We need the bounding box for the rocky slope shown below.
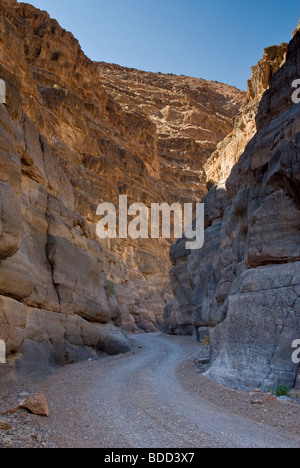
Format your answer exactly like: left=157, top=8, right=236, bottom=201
left=97, top=64, right=244, bottom=203
left=164, top=30, right=300, bottom=391
left=0, top=0, right=244, bottom=375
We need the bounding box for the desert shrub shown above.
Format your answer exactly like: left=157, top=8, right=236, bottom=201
left=104, top=279, right=115, bottom=298
left=273, top=385, right=291, bottom=397
left=201, top=335, right=210, bottom=346
left=268, top=385, right=291, bottom=397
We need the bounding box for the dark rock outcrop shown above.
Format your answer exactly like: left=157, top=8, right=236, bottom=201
left=164, top=31, right=300, bottom=391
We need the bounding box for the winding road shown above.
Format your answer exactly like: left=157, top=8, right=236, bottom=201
left=39, top=333, right=300, bottom=448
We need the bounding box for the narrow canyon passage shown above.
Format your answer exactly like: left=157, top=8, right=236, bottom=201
left=34, top=334, right=300, bottom=448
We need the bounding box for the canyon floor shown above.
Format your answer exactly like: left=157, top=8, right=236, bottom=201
left=1, top=334, right=300, bottom=449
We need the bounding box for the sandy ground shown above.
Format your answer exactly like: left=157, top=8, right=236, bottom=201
left=0, top=333, right=299, bottom=448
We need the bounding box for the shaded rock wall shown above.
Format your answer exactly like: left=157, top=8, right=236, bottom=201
left=0, top=0, right=244, bottom=374
left=164, top=32, right=300, bottom=391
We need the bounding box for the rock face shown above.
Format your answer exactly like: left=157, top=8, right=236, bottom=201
left=97, top=64, right=244, bottom=203
left=0, top=0, right=243, bottom=374
left=205, top=43, right=288, bottom=185
left=19, top=393, right=50, bottom=417
left=164, top=31, right=300, bottom=391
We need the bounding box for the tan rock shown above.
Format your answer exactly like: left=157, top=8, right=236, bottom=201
left=0, top=0, right=243, bottom=374
left=250, top=393, right=277, bottom=405
left=19, top=394, right=50, bottom=417
left=46, top=235, right=111, bottom=322
left=0, top=419, right=12, bottom=431
left=3, top=407, right=18, bottom=416
left=0, top=251, right=35, bottom=299
left=0, top=181, right=22, bottom=260
left=97, top=63, right=244, bottom=204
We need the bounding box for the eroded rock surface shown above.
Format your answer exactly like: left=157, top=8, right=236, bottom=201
left=97, top=64, right=244, bottom=203
left=0, top=0, right=243, bottom=374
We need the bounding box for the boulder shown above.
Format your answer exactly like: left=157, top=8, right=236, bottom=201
left=19, top=394, right=50, bottom=417
left=250, top=392, right=277, bottom=405
left=0, top=419, right=12, bottom=431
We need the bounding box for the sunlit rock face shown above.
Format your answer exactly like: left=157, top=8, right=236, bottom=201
left=0, top=0, right=244, bottom=374
left=97, top=63, right=244, bottom=203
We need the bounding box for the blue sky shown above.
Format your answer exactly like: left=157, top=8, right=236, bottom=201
left=24, top=0, right=299, bottom=90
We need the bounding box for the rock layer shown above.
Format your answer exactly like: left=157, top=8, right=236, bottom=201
left=97, top=64, right=244, bottom=203
left=0, top=0, right=244, bottom=373
left=164, top=31, right=300, bottom=391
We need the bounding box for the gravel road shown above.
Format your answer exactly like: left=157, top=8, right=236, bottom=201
left=30, top=333, right=300, bottom=448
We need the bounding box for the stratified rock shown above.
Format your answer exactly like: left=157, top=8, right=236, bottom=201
left=96, top=324, right=131, bottom=355
left=97, top=64, right=244, bottom=203
left=0, top=0, right=244, bottom=373
left=165, top=41, right=289, bottom=335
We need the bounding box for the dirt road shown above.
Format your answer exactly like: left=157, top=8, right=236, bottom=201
left=31, top=333, right=300, bottom=448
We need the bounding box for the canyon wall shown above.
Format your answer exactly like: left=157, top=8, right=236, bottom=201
left=164, top=31, right=300, bottom=391
left=205, top=43, right=288, bottom=186
left=97, top=64, right=244, bottom=203
left=0, top=0, right=243, bottom=375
